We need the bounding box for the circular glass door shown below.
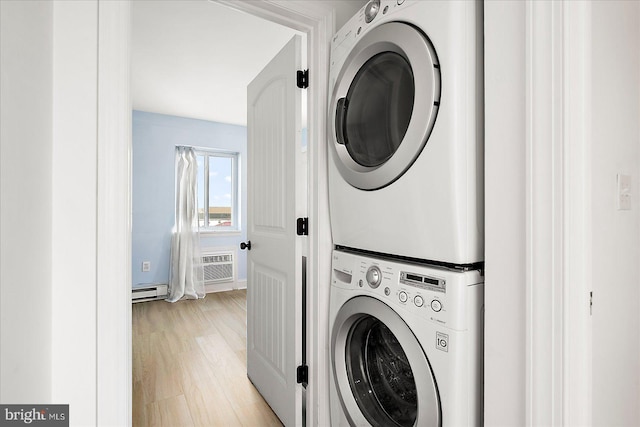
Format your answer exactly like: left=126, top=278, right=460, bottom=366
left=329, top=22, right=440, bottom=190
left=331, top=296, right=440, bottom=426
left=341, top=52, right=415, bottom=168
left=347, top=316, right=418, bottom=426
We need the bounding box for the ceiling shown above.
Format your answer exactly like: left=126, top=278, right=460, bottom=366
left=132, top=0, right=302, bottom=126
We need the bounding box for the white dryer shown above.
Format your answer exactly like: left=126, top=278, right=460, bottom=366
left=329, top=250, right=484, bottom=426
left=328, top=0, right=483, bottom=266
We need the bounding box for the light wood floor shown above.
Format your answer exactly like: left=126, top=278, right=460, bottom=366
left=132, top=289, right=283, bottom=427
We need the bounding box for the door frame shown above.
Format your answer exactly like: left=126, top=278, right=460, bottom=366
left=96, top=1, right=335, bottom=425
left=484, top=1, right=592, bottom=425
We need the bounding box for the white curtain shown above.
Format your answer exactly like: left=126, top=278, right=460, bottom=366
left=167, top=147, right=205, bottom=302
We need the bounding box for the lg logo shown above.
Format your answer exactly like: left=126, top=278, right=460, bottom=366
left=436, top=332, right=449, bottom=352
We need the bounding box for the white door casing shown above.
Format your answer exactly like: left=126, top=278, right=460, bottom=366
left=246, top=35, right=303, bottom=427
left=485, top=1, right=594, bottom=426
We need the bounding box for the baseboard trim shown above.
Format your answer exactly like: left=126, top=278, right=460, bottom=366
left=205, top=279, right=247, bottom=294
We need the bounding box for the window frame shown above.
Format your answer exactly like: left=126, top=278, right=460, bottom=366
left=195, top=148, right=241, bottom=234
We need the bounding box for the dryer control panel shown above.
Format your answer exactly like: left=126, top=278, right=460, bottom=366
left=330, top=0, right=416, bottom=84
left=331, top=249, right=482, bottom=331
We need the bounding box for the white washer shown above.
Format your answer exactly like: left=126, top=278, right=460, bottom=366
left=329, top=249, right=483, bottom=426
left=328, top=0, right=483, bottom=266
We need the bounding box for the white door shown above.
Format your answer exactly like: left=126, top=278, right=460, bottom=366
left=245, top=35, right=304, bottom=427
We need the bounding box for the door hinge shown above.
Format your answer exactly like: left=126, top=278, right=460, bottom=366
left=297, top=217, right=308, bottom=236
left=590, top=291, right=593, bottom=315
left=296, top=364, right=308, bottom=386
left=297, top=69, right=309, bottom=89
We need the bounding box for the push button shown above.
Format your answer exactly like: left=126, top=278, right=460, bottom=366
left=431, top=299, right=442, bottom=312
left=414, top=295, right=424, bottom=307
left=399, top=291, right=408, bottom=303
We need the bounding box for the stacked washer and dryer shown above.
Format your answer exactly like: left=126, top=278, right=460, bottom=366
left=327, top=1, right=484, bottom=426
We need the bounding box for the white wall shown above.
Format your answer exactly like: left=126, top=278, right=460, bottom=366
left=0, top=1, right=101, bottom=419
left=591, top=2, right=640, bottom=425
left=0, top=0, right=54, bottom=403
left=484, top=2, right=526, bottom=425
left=51, top=1, right=98, bottom=423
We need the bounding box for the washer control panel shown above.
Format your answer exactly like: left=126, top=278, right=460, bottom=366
left=397, top=270, right=446, bottom=315
left=396, top=270, right=446, bottom=312
left=331, top=250, right=482, bottom=329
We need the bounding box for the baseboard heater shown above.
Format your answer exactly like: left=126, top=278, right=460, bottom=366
left=132, top=283, right=168, bottom=303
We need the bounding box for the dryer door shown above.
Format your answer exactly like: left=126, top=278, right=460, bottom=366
left=329, top=22, right=440, bottom=190
left=331, top=296, right=440, bottom=427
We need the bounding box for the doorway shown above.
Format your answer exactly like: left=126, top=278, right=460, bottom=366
left=96, top=1, right=341, bottom=425
left=130, top=1, right=304, bottom=424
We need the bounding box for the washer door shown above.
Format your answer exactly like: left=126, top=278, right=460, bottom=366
left=329, top=22, right=440, bottom=190
left=332, top=296, right=440, bottom=427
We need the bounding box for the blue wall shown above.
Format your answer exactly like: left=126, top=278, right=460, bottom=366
left=132, top=110, right=248, bottom=286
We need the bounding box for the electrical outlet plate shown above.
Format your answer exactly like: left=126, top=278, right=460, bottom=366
left=617, top=174, right=632, bottom=211
left=142, top=261, right=151, bottom=272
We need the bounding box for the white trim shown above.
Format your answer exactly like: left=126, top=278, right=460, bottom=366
left=525, top=1, right=565, bottom=425
left=524, top=1, right=595, bottom=425
left=199, top=230, right=242, bottom=237
left=205, top=279, right=247, bottom=294
left=96, top=1, right=132, bottom=426
left=562, top=1, right=593, bottom=425
left=483, top=2, right=528, bottom=423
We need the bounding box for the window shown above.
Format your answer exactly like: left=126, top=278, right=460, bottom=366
left=196, top=150, right=240, bottom=232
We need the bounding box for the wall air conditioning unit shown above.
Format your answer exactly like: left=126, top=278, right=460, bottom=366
left=202, top=250, right=235, bottom=285
left=132, top=283, right=168, bottom=303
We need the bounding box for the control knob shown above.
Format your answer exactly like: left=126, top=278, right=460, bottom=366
left=365, top=0, right=381, bottom=23
left=365, top=265, right=382, bottom=288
